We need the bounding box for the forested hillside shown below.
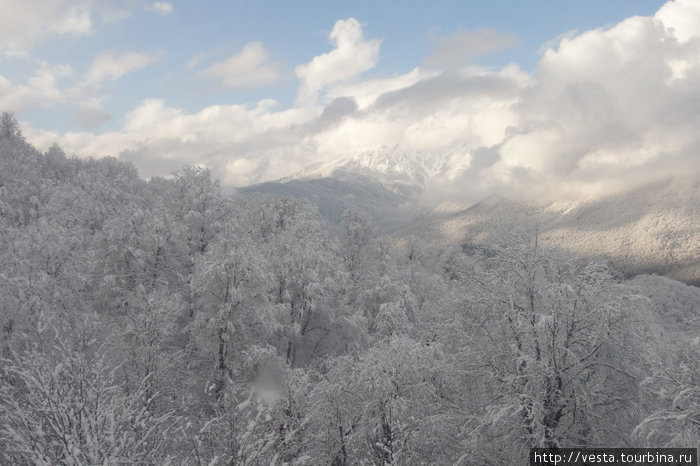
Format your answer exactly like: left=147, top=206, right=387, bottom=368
left=0, top=114, right=697, bottom=464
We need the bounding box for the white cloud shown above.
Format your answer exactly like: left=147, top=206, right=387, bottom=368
left=482, top=3, right=700, bottom=201
left=311, top=65, right=527, bottom=158
left=424, top=28, right=519, bottom=70
left=83, top=50, right=161, bottom=86
left=538, top=29, right=579, bottom=57
left=295, top=18, right=381, bottom=105
left=197, top=42, right=282, bottom=89
left=0, top=0, right=93, bottom=55
left=52, top=6, right=93, bottom=35
left=326, top=67, right=428, bottom=110
left=146, top=2, right=173, bottom=16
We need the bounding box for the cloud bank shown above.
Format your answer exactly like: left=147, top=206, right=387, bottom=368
left=13, top=1, right=700, bottom=203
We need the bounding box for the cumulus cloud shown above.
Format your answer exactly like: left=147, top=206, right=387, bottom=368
left=424, top=28, right=519, bottom=70
left=482, top=3, right=700, bottom=201
left=655, top=0, right=700, bottom=42
left=0, top=0, right=93, bottom=55
left=197, top=42, right=282, bottom=89
left=145, top=2, right=173, bottom=16
left=295, top=18, right=381, bottom=105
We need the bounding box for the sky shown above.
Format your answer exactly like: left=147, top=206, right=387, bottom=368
left=2, top=0, right=699, bottom=202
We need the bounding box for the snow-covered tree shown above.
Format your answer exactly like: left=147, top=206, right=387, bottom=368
left=340, top=209, right=378, bottom=286
left=633, top=336, right=699, bottom=449
left=0, top=112, right=22, bottom=141
left=0, top=315, right=179, bottom=465
left=189, top=221, right=273, bottom=401
left=112, top=286, right=184, bottom=413
left=302, top=336, right=459, bottom=464
left=257, top=197, right=351, bottom=367
left=453, top=236, right=645, bottom=460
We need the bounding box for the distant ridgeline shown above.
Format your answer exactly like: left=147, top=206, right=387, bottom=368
left=1, top=114, right=698, bottom=464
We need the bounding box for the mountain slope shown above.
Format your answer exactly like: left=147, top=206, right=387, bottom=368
left=401, top=176, right=700, bottom=285
left=544, top=176, right=699, bottom=283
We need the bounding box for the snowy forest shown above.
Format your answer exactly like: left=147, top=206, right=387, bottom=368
left=0, top=112, right=698, bottom=465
